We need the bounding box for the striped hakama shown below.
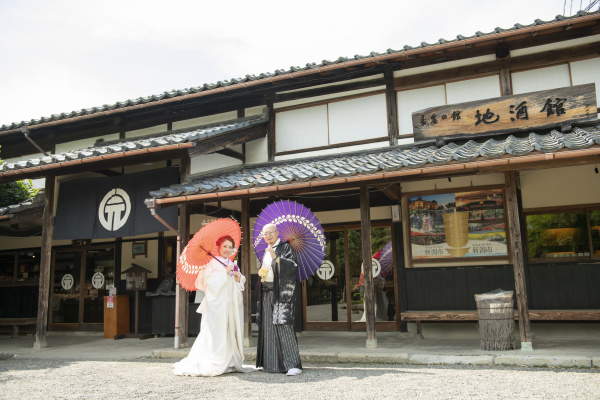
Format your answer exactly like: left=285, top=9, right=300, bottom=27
left=257, top=285, right=302, bottom=373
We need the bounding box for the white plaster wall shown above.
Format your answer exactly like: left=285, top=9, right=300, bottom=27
left=172, top=111, right=237, bottom=130
left=510, top=34, right=600, bottom=58
left=245, top=137, right=268, bottom=164
left=245, top=106, right=266, bottom=117
left=400, top=173, right=505, bottom=194
left=445, top=75, right=501, bottom=105
left=274, top=86, right=385, bottom=109
left=125, top=125, right=167, bottom=138
left=520, top=165, right=600, bottom=209
left=570, top=57, right=600, bottom=106
left=274, top=141, right=389, bottom=161
left=511, top=64, right=571, bottom=94
left=397, top=85, right=446, bottom=135
left=121, top=239, right=160, bottom=279
left=0, top=235, right=43, bottom=250
left=328, top=94, right=388, bottom=144
left=276, top=105, right=329, bottom=152
left=190, top=153, right=243, bottom=175
left=315, top=206, right=391, bottom=225
left=55, top=134, right=120, bottom=152
left=395, top=55, right=496, bottom=78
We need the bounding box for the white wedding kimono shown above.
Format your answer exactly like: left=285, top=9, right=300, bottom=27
left=173, top=256, right=251, bottom=376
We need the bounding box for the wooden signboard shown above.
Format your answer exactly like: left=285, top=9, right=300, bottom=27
left=412, top=83, right=597, bottom=142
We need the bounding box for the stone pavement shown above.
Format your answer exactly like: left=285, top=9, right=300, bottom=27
left=1, top=327, right=599, bottom=368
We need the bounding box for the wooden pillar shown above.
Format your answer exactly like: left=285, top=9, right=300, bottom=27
left=360, top=185, right=377, bottom=348
left=384, top=67, right=399, bottom=146
left=34, top=175, right=56, bottom=349
left=177, top=152, right=191, bottom=348
left=241, top=198, right=252, bottom=346
left=499, top=69, right=512, bottom=96
left=505, top=171, right=532, bottom=349
left=265, top=95, right=275, bottom=161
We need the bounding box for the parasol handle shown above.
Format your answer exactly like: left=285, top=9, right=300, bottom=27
left=199, top=245, right=229, bottom=267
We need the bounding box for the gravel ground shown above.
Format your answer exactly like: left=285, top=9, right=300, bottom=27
left=1, top=358, right=599, bottom=400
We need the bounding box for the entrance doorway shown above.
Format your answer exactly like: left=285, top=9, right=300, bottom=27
left=303, top=223, right=399, bottom=331
left=49, top=245, right=115, bottom=330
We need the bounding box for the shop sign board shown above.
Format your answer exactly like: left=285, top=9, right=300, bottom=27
left=412, top=83, right=597, bottom=142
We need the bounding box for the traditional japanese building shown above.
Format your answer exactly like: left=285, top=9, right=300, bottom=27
left=1, top=10, right=599, bottom=349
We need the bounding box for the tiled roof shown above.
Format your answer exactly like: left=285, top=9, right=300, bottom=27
left=147, top=126, right=600, bottom=200
left=1, top=10, right=598, bottom=133
left=0, top=112, right=268, bottom=175
left=0, top=191, right=45, bottom=217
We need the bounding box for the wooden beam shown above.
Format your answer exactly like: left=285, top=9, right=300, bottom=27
left=216, top=148, right=244, bottom=162
left=375, top=183, right=402, bottom=202
left=34, top=175, right=56, bottom=349
left=274, top=77, right=385, bottom=103
left=360, top=185, right=376, bottom=347
left=241, top=198, right=252, bottom=345
left=187, top=125, right=267, bottom=158
left=384, top=68, right=399, bottom=146
left=505, top=171, right=532, bottom=347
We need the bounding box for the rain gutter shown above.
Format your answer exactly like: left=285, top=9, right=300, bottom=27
left=148, top=146, right=600, bottom=207
left=2, top=13, right=599, bottom=135
left=21, top=126, right=49, bottom=156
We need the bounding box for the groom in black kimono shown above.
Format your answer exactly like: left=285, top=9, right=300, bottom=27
left=256, top=223, right=303, bottom=376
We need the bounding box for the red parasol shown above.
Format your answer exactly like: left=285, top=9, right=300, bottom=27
left=177, top=218, right=241, bottom=291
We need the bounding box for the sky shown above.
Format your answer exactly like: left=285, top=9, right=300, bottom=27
left=0, top=0, right=597, bottom=126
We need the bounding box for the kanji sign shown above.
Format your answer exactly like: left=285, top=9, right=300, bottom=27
left=412, top=83, right=597, bottom=142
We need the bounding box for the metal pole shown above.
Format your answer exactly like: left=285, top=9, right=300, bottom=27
left=174, top=235, right=181, bottom=349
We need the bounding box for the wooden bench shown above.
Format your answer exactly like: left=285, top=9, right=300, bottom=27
left=401, top=310, right=600, bottom=336
left=0, top=318, right=37, bottom=337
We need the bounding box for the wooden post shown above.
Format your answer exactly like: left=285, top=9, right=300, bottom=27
left=385, top=67, right=399, bottom=146
left=265, top=95, right=275, bottom=161
left=505, top=171, right=532, bottom=349
left=499, top=68, right=512, bottom=96
left=34, top=175, right=56, bottom=349
left=360, top=185, right=377, bottom=348
left=177, top=153, right=191, bottom=348
left=241, top=198, right=252, bottom=346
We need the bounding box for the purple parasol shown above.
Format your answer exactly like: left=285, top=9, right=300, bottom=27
left=252, top=200, right=326, bottom=281
left=379, top=241, right=393, bottom=276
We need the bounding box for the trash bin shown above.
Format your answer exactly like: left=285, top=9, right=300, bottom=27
left=474, top=289, right=515, bottom=351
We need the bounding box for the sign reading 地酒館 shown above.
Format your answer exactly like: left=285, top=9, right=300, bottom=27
left=412, top=83, right=598, bottom=142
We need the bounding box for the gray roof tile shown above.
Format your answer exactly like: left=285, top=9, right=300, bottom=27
left=0, top=112, right=268, bottom=175
left=148, top=126, right=600, bottom=200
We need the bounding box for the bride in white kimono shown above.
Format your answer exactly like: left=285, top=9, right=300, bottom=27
left=173, top=236, right=252, bottom=376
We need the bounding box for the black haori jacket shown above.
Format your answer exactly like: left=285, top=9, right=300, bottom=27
left=256, top=240, right=298, bottom=326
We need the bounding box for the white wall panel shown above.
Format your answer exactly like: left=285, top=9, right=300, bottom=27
left=190, top=153, right=242, bottom=175
left=511, top=64, right=571, bottom=94
left=397, top=85, right=446, bottom=135
left=446, top=75, right=501, bottom=105
left=328, top=94, right=387, bottom=144
left=55, top=133, right=120, bottom=152
left=570, top=57, right=600, bottom=105
left=275, top=105, right=328, bottom=152
left=520, top=165, right=600, bottom=209
left=172, top=111, right=237, bottom=130
left=275, top=141, right=388, bottom=161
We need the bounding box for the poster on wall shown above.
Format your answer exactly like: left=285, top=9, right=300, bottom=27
left=409, top=189, right=508, bottom=259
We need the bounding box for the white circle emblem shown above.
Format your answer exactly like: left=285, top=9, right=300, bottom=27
left=316, top=260, right=335, bottom=280
left=361, top=258, right=381, bottom=278
left=98, top=188, right=131, bottom=231
left=92, top=272, right=105, bottom=289
left=61, top=274, right=74, bottom=290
